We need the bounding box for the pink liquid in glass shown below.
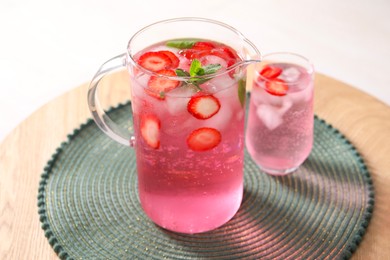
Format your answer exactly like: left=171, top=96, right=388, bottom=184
left=130, top=39, right=246, bottom=233
left=246, top=62, right=314, bottom=175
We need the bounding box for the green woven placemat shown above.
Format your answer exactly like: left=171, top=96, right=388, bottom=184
left=38, top=102, right=374, bottom=260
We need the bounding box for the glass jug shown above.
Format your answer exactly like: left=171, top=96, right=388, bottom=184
left=88, top=17, right=261, bottom=234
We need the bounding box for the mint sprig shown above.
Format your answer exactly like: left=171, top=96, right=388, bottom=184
left=175, top=59, right=221, bottom=89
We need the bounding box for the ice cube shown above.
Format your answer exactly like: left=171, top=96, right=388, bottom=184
left=281, top=67, right=301, bottom=83
left=251, top=87, right=266, bottom=106
left=265, top=92, right=285, bottom=107
left=280, top=99, right=293, bottom=114
left=207, top=74, right=236, bottom=94
left=167, top=84, right=197, bottom=98
left=178, top=56, right=191, bottom=71
left=131, top=73, right=149, bottom=97
left=200, top=55, right=228, bottom=68
left=202, top=101, right=233, bottom=131
left=165, top=95, right=191, bottom=116
left=252, top=87, right=286, bottom=110
left=130, top=76, right=150, bottom=114
left=256, top=104, right=283, bottom=130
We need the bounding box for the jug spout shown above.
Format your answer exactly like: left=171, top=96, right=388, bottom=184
left=231, top=58, right=261, bottom=72
left=223, top=36, right=261, bottom=75
left=227, top=39, right=261, bottom=78
left=240, top=37, right=262, bottom=66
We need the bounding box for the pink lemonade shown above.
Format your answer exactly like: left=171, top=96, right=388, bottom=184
left=129, top=39, right=246, bottom=233
left=246, top=60, right=314, bottom=175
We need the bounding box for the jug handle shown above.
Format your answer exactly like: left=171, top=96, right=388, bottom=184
left=88, top=53, right=134, bottom=146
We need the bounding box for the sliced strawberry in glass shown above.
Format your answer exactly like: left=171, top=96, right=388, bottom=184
left=197, top=48, right=236, bottom=68
left=179, top=49, right=199, bottom=60
left=138, top=51, right=173, bottom=72
left=158, top=50, right=180, bottom=68
left=219, top=46, right=238, bottom=60
left=140, top=114, right=160, bottom=149
left=192, top=41, right=216, bottom=50
left=260, top=65, right=283, bottom=79
left=187, top=94, right=221, bottom=120
left=265, top=78, right=289, bottom=96
left=147, top=69, right=180, bottom=99
left=187, top=127, right=222, bottom=151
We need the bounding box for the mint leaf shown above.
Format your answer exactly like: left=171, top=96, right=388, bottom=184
left=203, top=64, right=222, bottom=75
left=189, top=60, right=221, bottom=77
left=177, top=59, right=222, bottom=88
left=189, top=59, right=202, bottom=77
left=175, top=69, right=190, bottom=77
left=166, top=40, right=196, bottom=49
left=175, top=68, right=201, bottom=90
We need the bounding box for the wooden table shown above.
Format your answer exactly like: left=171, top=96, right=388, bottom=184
left=1, top=71, right=390, bottom=259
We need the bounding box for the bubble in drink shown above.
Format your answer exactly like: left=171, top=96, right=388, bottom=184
left=280, top=66, right=301, bottom=82
left=256, top=102, right=294, bottom=130
left=256, top=104, right=283, bottom=130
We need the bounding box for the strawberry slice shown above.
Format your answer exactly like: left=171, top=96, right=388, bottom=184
left=187, top=127, right=221, bottom=151
left=138, top=52, right=172, bottom=72
left=158, top=50, right=180, bottom=68
left=179, top=48, right=197, bottom=60
left=192, top=41, right=216, bottom=50
left=265, top=78, right=289, bottom=96
left=196, top=48, right=237, bottom=68
left=140, top=114, right=160, bottom=149
left=260, top=65, right=282, bottom=79
left=187, top=94, right=221, bottom=119
left=147, top=69, right=180, bottom=99
left=179, top=42, right=233, bottom=62
left=219, top=46, right=238, bottom=60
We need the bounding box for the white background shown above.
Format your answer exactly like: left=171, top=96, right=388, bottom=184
left=1, top=0, right=389, bottom=142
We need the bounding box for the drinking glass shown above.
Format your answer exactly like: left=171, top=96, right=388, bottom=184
left=246, top=52, right=314, bottom=175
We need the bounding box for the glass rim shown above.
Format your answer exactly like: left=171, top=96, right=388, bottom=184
left=257, top=52, right=314, bottom=86
left=126, top=17, right=260, bottom=80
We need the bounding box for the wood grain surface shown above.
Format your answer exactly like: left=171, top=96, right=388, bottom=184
left=1, top=71, right=389, bottom=259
